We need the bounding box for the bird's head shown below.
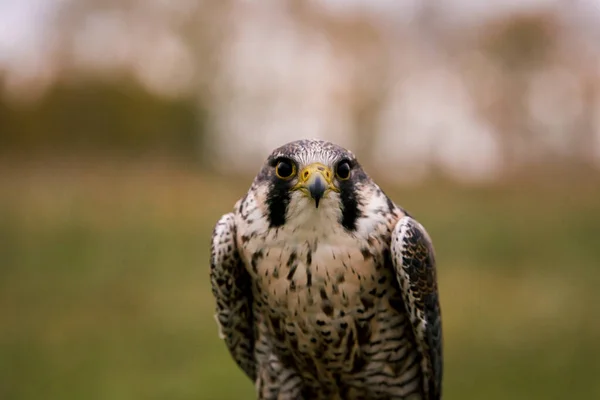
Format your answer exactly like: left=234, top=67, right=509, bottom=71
left=252, top=139, right=371, bottom=232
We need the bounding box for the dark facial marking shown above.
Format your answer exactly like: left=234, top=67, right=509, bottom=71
left=264, top=158, right=296, bottom=228
left=335, top=158, right=370, bottom=231
left=257, top=139, right=371, bottom=229
left=339, top=179, right=361, bottom=231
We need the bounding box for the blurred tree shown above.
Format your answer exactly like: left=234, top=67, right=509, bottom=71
left=478, top=12, right=560, bottom=171
left=0, top=0, right=224, bottom=161
left=0, top=76, right=199, bottom=159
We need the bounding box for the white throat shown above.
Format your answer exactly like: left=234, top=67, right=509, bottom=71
left=283, top=192, right=344, bottom=235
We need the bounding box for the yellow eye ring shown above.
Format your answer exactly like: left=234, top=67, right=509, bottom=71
left=336, top=160, right=351, bottom=180
left=275, top=159, right=296, bottom=180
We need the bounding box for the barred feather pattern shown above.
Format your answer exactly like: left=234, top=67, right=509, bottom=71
left=209, top=139, right=442, bottom=400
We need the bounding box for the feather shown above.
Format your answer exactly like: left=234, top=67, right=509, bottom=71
left=391, top=216, right=443, bottom=400
left=210, top=212, right=257, bottom=381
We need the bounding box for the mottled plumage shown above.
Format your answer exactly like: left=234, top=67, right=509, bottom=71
left=210, top=139, right=443, bottom=399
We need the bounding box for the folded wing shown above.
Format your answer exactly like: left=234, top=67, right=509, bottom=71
left=391, top=216, right=443, bottom=400
left=210, top=213, right=256, bottom=381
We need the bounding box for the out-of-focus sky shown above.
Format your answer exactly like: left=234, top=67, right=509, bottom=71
left=2, top=0, right=599, bottom=88
left=3, top=0, right=600, bottom=74
left=0, top=0, right=58, bottom=65
left=1, top=0, right=599, bottom=65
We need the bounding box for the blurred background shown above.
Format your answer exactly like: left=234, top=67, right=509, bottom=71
left=1, top=0, right=600, bottom=399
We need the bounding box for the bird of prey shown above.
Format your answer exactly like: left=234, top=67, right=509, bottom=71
left=210, top=139, right=442, bottom=400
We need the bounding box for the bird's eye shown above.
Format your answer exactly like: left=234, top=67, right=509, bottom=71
left=336, top=160, right=352, bottom=180
left=275, top=159, right=296, bottom=180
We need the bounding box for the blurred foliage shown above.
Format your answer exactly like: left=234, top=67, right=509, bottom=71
left=1, top=161, right=599, bottom=399
left=0, top=77, right=202, bottom=160
left=482, top=13, right=558, bottom=71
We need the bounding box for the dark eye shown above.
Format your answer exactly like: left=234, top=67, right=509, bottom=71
left=275, top=159, right=296, bottom=179
left=336, top=160, right=351, bottom=180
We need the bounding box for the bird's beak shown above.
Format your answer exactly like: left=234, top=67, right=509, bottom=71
left=293, top=163, right=338, bottom=208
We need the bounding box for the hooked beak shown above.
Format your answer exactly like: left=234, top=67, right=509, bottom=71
left=292, top=163, right=338, bottom=208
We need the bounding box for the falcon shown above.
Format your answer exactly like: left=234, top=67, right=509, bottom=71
left=210, top=139, right=442, bottom=400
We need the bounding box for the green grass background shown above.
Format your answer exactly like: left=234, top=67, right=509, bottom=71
left=1, top=160, right=599, bottom=399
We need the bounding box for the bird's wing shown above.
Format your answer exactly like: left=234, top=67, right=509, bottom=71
left=210, top=212, right=256, bottom=381
left=390, top=216, right=443, bottom=400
